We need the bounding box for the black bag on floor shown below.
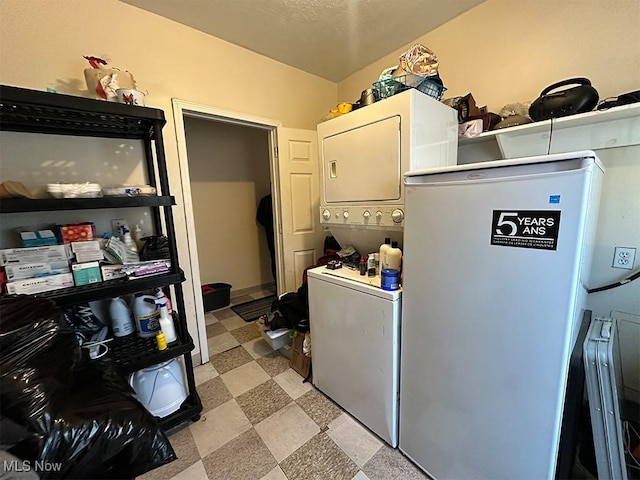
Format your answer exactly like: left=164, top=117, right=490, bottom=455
left=265, top=284, right=309, bottom=333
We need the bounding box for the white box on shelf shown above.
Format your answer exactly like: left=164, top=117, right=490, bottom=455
left=5, top=260, right=70, bottom=281
left=6, top=272, right=74, bottom=295
left=0, top=245, right=70, bottom=266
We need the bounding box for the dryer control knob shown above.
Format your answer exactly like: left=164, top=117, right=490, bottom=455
left=391, top=209, right=404, bottom=223
left=322, top=209, right=331, bottom=220
left=363, top=210, right=371, bottom=219
left=343, top=211, right=349, bottom=219
left=375, top=211, right=383, bottom=219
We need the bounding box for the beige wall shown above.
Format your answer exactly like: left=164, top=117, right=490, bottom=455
left=339, top=0, right=640, bottom=112
left=185, top=118, right=273, bottom=292
left=0, top=0, right=336, bottom=359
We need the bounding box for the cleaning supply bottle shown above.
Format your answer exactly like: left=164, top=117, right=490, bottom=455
left=379, top=237, right=392, bottom=270
left=359, top=255, right=366, bottom=275
left=154, top=287, right=173, bottom=315
left=109, top=296, right=135, bottom=337
left=133, top=224, right=145, bottom=251
left=121, top=226, right=138, bottom=254
left=387, top=241, right=402, bottom=271
left=157, top=299, right=177, bottom=343
left=133, top=293, right=161, bottom=338
left=367, top=253, right=376, bottom=277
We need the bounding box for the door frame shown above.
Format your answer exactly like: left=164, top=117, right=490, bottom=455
left=172, top=99, right=284, bottom=363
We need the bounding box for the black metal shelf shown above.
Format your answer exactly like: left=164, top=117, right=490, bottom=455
left=0, top=84, right=165, bottom=139
left=0, top=195, right=175, bottom=213
left=107, top=330, right=195, bottom=375
left=32, top=271, right=185, bottom=306
left=1, top=84, right=202, bottom=430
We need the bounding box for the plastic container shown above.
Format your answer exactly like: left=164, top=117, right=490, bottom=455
left=261, top=328, right=292, bottom=350
left=109, top=296, right=135, bottom=337
left=133, top=293, right=161, bottom=338
left=154, top=287, right=173, bottom=315
left=381, top=268, right=400, bottom=291
left=386, top=242, right=402, bottom=271
left=202, top=283, right=232, bottom=311
left=379, top=237, right=392, bottom=271
left=158, top=300, right=177, bottom=343
left=129, top=358, right=188, bottom=418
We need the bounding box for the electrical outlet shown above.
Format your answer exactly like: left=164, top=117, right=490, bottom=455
left=111, top=219, right=129, bottom=237
left=612, top=246, right=636, bottom=270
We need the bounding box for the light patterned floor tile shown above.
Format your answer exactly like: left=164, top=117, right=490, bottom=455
left=362, top=445, right=428, bottom=480
left=254, top=402, right=320, bottom=462
left=209, top=345, right=254, bottom=374
left=198, top=376, right=233, bottom=413
left=236, top=379, right=293, bottom=424
left=231, top=294, right=254, bottom=305
left=260, top=466, right=288, bottom=480
left=212, top=307, right=237, bottom=321
left=352, top=471, right=371, bottom=480
left=168, top=460, right=208, bottom=480
left=327, top=413, right=383, bottom=467
left=201, top=428, right=277, bottom=480
left=207, top=331, right=239, bottom=355
left=189, top=400, right=251, bottom=458
left=279, top=432, right=359, bottom=480
left=296, top=388, right=344, bottom=430
left=242, top=337, right=275, bottom=359
left=193, top=362, right=218, bottom=386
left=221, top=361, right=270, bottom=397
left=255, top=351, right=291, bottom=377
left=137, top=426, right=200, bottom=480
left=220, top=315, right=248, bottom=331
left=205, top=313, right=218, bottom=326
left=273, top=368, right=313, bottom=400
left=229, top=322, right=262, bottom=343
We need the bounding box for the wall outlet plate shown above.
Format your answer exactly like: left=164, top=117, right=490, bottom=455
left=111, top=219, right=129, bottom=237
left=612, top=246, right=636, bottom=270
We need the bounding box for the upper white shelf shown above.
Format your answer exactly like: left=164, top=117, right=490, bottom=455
left=458, top=103, right=640, bottom=161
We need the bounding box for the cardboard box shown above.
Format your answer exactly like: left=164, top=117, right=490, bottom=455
left=72, top=261, right=102, bottom=286
left=289, top=332, right=311, bottom=380
left=5, top=260, right=70, bottom=281
left=0, top=245, right=70, bottom=266
left=20, top=230, right=58, bottom=247
left=6, top=272, right=74, bottom=295
left=101, top=264, right=126, bottom=281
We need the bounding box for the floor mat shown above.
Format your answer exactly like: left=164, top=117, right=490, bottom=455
left=231, top=295, right=276, bottom=322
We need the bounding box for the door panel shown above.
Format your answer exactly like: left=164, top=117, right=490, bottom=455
left=277, top=128, right=324, bottom=292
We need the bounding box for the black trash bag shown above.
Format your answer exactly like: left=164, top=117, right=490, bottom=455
left=0, top=296, right=176, bottom=479
left=265, top=284, right=309, bottom=333
left=139, top=235, right=170, bottom=261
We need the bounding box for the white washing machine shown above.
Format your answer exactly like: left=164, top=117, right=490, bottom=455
left=307, top=265, right=401, bottom=446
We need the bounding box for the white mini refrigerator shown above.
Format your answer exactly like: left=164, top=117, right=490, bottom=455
left=400, top=151, right=604, bottom=479
left=308, top=266, right=401, bottom=446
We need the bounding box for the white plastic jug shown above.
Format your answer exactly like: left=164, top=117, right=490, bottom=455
left=109, top=296, right=135, bottom=337
left=133, top=293, right=160, bottom=338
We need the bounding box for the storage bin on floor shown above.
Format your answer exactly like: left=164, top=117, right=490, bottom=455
left=261, top=328, right=291, bottom=350
left=202, top=283, right=231, bottom=311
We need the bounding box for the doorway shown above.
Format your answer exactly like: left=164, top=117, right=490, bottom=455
left=172, top=100, right=284, bottom=363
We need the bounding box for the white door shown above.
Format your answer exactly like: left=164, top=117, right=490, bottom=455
left=276, top=127, right=325, bottom=293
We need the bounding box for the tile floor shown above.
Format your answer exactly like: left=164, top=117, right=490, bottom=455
left=139, top=289, right=427, bottom=480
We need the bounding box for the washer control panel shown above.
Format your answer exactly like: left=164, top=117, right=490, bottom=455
left=320, top=206, right=404, bottom=228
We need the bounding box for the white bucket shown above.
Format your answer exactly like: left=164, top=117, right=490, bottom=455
left=129, top=358, right=188, bottom=418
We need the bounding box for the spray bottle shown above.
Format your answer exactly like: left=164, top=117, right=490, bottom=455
left=157, top=298, right=177, bottom=343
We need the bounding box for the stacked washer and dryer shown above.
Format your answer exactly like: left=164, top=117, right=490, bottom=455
left=308, top=89, right=458, bottom=446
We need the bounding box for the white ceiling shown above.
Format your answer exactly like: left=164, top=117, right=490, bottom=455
left=121, top=0, right=486, bottom=82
